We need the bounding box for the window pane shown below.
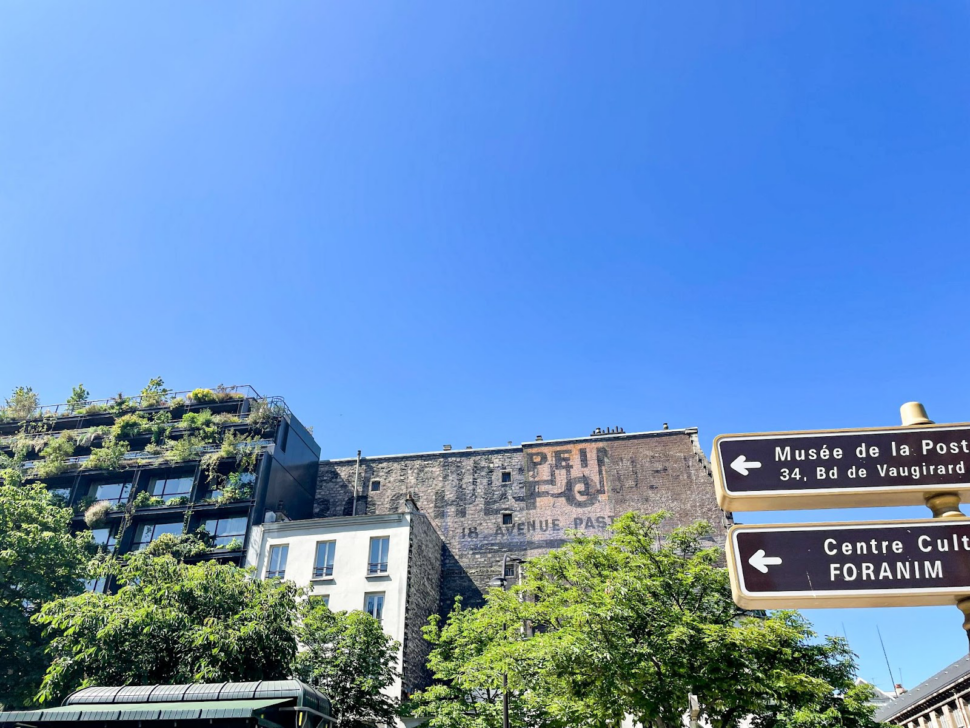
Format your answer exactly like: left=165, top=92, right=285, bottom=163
left=151, top=476, right=193, bottom=501
left=267, top=545, right=288, bottom=578
left=368, top=537, right=389, bottom=574
left=202, top=516, right=248, bottom=546
left=91, top=481, right=132, bottom=505
left=365, top=593, right=385, bottom=621
left=314, top=541, right=335, bottom=578
left=133, top=522, right=182, bottom=550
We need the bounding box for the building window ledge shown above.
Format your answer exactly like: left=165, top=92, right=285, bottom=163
left=310, top=577, right=336, bottom=584
left=365, top=573, right=392, bottom=581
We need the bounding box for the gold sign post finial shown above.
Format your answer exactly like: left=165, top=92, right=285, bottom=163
left=900, top=402, right=933, bottom=427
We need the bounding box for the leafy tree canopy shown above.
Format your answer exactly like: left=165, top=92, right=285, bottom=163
left=410, top=512, right=882, bottom=728
left=0, top=481, right=91, bottom=709
left=294, top=602, right=401, bottom=728
left=33, top=552, right=301, bottom=705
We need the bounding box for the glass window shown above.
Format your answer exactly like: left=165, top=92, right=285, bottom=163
left=364, top=592, right=385, bottom=621
left=85, top=577, right=108, bottom=593
left=310, top=595, right=329, bottom=609
left=201, top=516, right=248, bottom=546
left=502, top=513, right=513, bottom=525
left=88, top=479, right=133, bottom=506
left=501, top=471, right=512, bottom=484
left=149, top=475, right=193, bottom=502
left=47, top=487, right=71, bottom=506
left=370, top=479, right=381, bottom=492
left=313, top=541, right=336, bottom=578
left=208, top=472, right=254, bottom=502
left=266, top=544, right=288, bottom=579
left=132, top=521, right=183, bottom=550
left=90, top=526, right=117, bottom=553
left=368, top=537, right=389, bottom=575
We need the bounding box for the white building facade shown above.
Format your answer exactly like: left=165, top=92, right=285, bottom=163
left=246, top=503, right=442, bottom=719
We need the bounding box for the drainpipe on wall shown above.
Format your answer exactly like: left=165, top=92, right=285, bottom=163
left=351, top=450, right=361, bottom=516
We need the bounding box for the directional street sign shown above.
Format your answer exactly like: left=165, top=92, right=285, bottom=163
left=728, top=520, right=970, bottom=609
left=713, top=423, right=970, bottom=511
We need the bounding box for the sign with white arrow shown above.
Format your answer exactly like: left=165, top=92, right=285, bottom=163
left=713, top=423, right=970, bottom=511
left=728, top=520, right=970, bottom=609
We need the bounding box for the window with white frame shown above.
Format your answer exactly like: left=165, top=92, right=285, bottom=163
left=266, top=544, right=289, bottom=579
left=364, top=592, right=385, bottom=621
left=368, top=536, right=389, bottom=575
left=313, top=541, right=336, bottom=578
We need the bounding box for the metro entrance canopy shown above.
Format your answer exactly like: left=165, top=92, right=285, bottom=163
left=0, top=681, right=332, bottom=728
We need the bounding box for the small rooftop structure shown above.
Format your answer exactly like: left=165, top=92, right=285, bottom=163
left=0, top=680, right=332, bottom=728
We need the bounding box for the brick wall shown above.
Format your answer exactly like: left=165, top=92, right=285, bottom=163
left=316, top=428, right=730, bottom=612
left=401, top=508, right=443, bottom=695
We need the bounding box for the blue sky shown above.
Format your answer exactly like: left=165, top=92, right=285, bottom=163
left=2, top=1, right=969, bottom=690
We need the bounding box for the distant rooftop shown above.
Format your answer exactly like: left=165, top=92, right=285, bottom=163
left=875, top=654, right=970, bottom=723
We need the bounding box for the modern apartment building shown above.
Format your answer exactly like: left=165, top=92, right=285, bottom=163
left=247, top=501, right=442, bottom=707
left=1, top=384, right=319, bottom=579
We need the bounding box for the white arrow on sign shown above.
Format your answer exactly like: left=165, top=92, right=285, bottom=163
left=730, top=454, right=762, bottom=476
left=748, top=549, right=782, bottom=574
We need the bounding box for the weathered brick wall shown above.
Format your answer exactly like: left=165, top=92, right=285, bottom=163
left=316, top=429, right=730, bottom=612
left=402, top=509, right=443, bottom=695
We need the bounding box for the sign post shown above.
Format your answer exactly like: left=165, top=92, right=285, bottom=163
left=717, top=402, right=970, bottom=643
left=713, top=422, right=970, bottom=512
left=728, top=520, right=970, bottom=609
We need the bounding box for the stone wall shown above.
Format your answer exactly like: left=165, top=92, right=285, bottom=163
left=316, top=428, right=731, bottom=612
left=402, top=509, right=442, bottom=695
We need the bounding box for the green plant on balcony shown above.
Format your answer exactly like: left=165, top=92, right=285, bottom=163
left=212, top=412, right=241, bottom=425
left=81, top=440, right=129, bottom=471
left=139, top=377, right=171, bottom=408
left=4, top=386, right=39, bottom=421
left=35, top=434, right=76, bottom=478
left=111, top=414, right=148, bottom=442
left=168, top=397, right=186, bottom=410
left=132, top=491, right=165, bottom=508
left=66, top=383, right=89, bottom=415
left=148, top=410, right=173, bottom=445
left=84, top=500, right=112, bottom=528
left=180, top=409, right=214, bottom=430
left=109, top=392, right=138, bottom=415
left=222, top=537, right=244, bottom=551
left=213, top=384, right=245, bottom=402
left=189, top=388, right=217, bottom=404
left=165, top=495, right=189, bottom=507
left=80, top=403, right=108, bottom=416
left=165, top=435, right=201, bottom=463
left=144, top=532, right=207, bottom=559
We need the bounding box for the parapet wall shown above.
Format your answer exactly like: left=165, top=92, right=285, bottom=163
left=316, top=428, right=730, bottom=611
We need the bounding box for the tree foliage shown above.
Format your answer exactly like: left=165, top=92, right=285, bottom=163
left=411, top=513, right=882, bottom=728
left=294, top=602, right=401, bottom=728
left=0, top=481, right=91, bottom=709
left=33, top=553, right=301, bottom=705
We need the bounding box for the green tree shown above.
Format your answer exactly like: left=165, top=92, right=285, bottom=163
left=412, top=513, right=881, bottom=728
left=5, top=385, right=39, bottom=420
left=294, top=602, right=401, bottom=728
left=66, top=384, right=89, bottom=414
left=0, top=482, right=91, bottom=709
left=34, top=552, right=301, bottom=705
left=407, top=597, right=561, bottom=728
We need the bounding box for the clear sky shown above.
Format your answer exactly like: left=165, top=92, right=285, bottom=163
left=2, top=1, right=969, bottom=691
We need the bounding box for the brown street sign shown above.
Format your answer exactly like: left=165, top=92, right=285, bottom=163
left=713, top=423, right=970, bottom=511
left=728, top=520, right=970, bottom=609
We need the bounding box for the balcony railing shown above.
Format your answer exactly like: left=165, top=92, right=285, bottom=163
left=22, top=439, right=275, bottom=473
left=5, top=385, right=293, bottom=421
left=367, top=561, right=389, bottom=575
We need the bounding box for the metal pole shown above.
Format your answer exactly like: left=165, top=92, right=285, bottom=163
left=351, top=450, right=361, bottom=517
left=901, top=403, right=970, bottom=648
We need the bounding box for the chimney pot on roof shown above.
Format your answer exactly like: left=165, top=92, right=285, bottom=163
left=535, top=435, right=543, bottom=441
left=663, top=423, right=668, bottom=430
left=465, top=445, right=473, bottom=449
left=443, top=444, right=452, bottom=451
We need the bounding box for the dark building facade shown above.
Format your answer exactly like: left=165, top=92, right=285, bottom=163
left=0, top=385, right=319, bottom=574
left=316, top=427, right=732, bottom=610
